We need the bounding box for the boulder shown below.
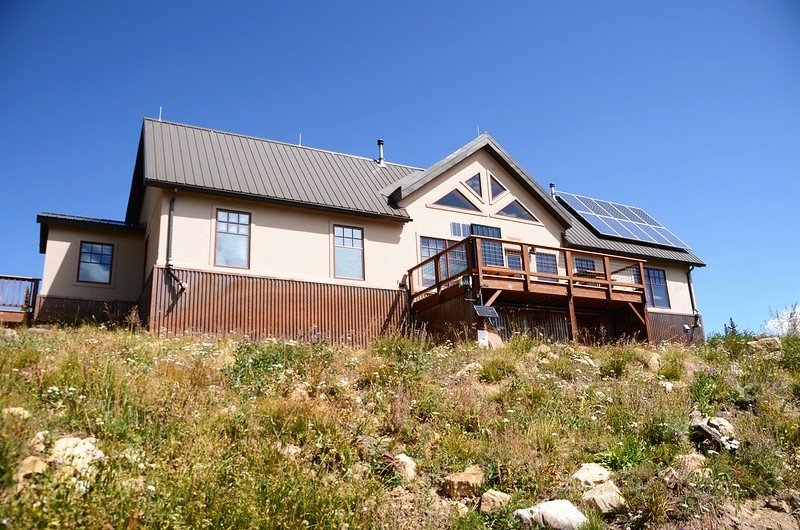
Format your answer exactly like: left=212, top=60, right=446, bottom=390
left=393, top=453, right=417, bottom=482
left=49, top=436, right=105, bottom=477
left=689, top=412, right=740, bottom=452
left=708, top=416, right=736, bottom=438
left=456, top=362, right=483, bottom=378
left=27, top=327, right=52, bottom=335
left=279, top=443, right=302, bottom=459
left=748, top=337, right=781, bottom=352
left=659, top=381, right=674, bottom=392
left=2, top=328, right=18, bottom=340
left=441, top=464, right=484, bottom=499
left=514, top=500, right=588, bottom=530
left=28, top=431, right=49, bottom=454
left=15, top=455, right=47, bottom=491
left=480, top=489, right=512, bottom=513
left=2, top=407, right=31, bottom=420
left=536, top=344, right=552, bottom=355
left=675, top=452, right=707, bottom=474
left=640, top=350, right=661, bottom=373
left=581, top=480, right=625, bottom=513
left=571, top=462, right=610, bottom=488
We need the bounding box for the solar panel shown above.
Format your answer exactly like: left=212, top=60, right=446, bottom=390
left=557, top=191, right=691, bottom=249
left=474, top=305, right=500, bottom=318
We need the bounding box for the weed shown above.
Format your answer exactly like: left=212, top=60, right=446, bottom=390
left=480, top=357, right=517, bottom=383
left=688, top=369, right=729, bottom=413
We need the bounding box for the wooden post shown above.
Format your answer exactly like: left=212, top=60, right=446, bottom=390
left=564, top=250, right=579, bottom=343
left=603, top=256, right=612, bottom=300
left=475, top=237, right=484, bottom=288
left=521, top=243, right=532, bottom=292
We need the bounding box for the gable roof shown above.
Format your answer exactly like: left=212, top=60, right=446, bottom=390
left=381, top=133, right=573, bottom=228
left=128, top=119, right=421, bottom=222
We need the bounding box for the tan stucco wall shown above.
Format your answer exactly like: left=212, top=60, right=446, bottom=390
left=139, top=187, right=164, bottom=278
left=645, top=260, right=695, bottom=315
left=40, top=226, right=144, bottom=301
left=165, top=191, right=407, bottom=289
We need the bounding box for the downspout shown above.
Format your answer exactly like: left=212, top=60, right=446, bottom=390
left=166, top=189, right=188, bottom=292
left=686, top=265, right=701, bottom=342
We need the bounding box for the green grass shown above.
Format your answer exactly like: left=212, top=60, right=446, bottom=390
left=0, top=326, right=798, bottom=528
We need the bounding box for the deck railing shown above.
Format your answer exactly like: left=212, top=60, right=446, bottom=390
left=408, top=236, right=647, bottom=305
left=0, top=275, right=41, bottom=323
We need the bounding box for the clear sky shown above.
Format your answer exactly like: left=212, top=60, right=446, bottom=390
left=1, top=1, right=798, bottom=334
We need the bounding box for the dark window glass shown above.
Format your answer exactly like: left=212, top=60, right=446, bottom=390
left=215, top=209, right=250, bottom=268
left=574, top=257, right=596, bottom=278
left=78, top=242, right=113, bottom=283
left=481, top=240, right=504, bottom=267
left=450, top=222, right=471, bottom=238
left=465, top=174, right=482, bottom=197
left=535, top=252, right=558, bottom=282
left=497, top=200, right=539, bottom=222
left=506, top=251, right=522, bottom=271
left=470, top=224, right=502, bottom=238
left=644, top=267, right=670, bottom=308
left=334, top=225, right=364, bottom=279
left=489, top=175, right=507, bottom=201
left=433, top=189, right=480, bottom=211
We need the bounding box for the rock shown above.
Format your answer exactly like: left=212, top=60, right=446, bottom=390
left=659, top=466, right=680, bottom=487
left=573, top=355, right=598, bottom=368
left=765, top=498, right=792, bottom=514
left=441, top=464, right=484, bottom=499
left=659, top=381, right=674, bottom=392
left=582, top=480, right=625, bottom=514
left=708, top=416, right=736, bottom=438
left=27, top=327, right=52, bottom=335
left=16, top=455, right=47, bottom=480
left=2, top=328, right=18, bottom=339
left=748, top=337, right=782, bottom=352
left=536, top=344, right=552, bottom=355
left=28, top=431, right=49, bottom=454
left=218, top=405, right=238, bottom=416
left=571, top=462, right=611, bottom=488
left=289, top=385, right=309, bottom=401
left=456, top=362, right=483, bottom=377
left=639, top=349, right=661, bottom=372
left=480, top=489, right=512, bottom=513
left=347, top=462, right=371, bottom=481
left=392, top=453, right=417, bottom=482
left=49, top=436, right=105, bottom=477
left=547, top=352, right=559, bottom=361
left=356, top=435, right=380, bottom=459
left=2, top=407, right=31, bottom=420
left=788, top=489, right=800, bottom=510
left=514, top=500, right=588, bottom=530
left=279, top=444, right=302, bottom=459
left=689, top=412, right=740, bottom=452
left=675, top=452, right=707, bottom=474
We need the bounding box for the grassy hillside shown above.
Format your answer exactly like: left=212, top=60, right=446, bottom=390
left=0, top=327, right=799, bottom=529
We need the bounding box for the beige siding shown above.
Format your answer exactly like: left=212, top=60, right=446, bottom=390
left=139, top=186, right=164, bottom=278
left=40, top=226, right=144, bottom=302
left=645, top=260, right=695, bottom=315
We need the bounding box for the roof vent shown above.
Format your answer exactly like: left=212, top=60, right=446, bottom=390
left=549, top=182, right=556, bottom=199
left=377, top=139, right=385, bottom=166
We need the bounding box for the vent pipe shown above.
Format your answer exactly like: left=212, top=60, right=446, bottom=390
left=549, top=182, right=556, bottom=199
left=377, top=139, right=384, bottom=166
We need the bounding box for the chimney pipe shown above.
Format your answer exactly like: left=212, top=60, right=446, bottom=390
left=377, top=138, right=384, bottom=165
left=549, top=182, right=556, bottom=199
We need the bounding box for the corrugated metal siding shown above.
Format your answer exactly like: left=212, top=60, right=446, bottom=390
left=497, top=307, right=571, bottom=342
left=147, top=267, right=407, bottom=346
left=413, top=296, right=477, bottom=342
left=143, top=119, right=420, bottom=220
left=36, top=296, right=137, bottom=324
left=649, top=312, right=705, bottom=345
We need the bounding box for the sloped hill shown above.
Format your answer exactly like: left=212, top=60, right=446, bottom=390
left=0, top=327, right=798, bottom=529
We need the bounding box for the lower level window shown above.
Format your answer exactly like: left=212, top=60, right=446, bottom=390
left=78, top=242, right=113, bottom=284
left=215, top=209, right=250, bottom=268
left=334, top=225, right=364, bottom=279
left=644, top=267, right=670, bottom=308
left=535, top=252, right=558, bottom=281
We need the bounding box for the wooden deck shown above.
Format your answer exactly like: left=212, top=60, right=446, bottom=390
left=408, top=236, right=652, bottom=342
left=0, top=275, right=40, bottom=325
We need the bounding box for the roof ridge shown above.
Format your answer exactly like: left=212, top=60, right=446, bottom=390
left=143, top=117, right=425, bottom=171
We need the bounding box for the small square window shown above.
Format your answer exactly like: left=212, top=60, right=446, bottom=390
left=77, top=241, right=114, bottom=284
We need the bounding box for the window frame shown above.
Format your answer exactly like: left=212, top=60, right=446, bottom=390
left=214, top=208, right=252, bottom=269
left=488, top=174, right=508, bottom=204
left=76, top=240, right=114, bottom=285
left=333, top=224, right=365, bottom=280
left=463, top=173, right=484, bottom=202
left=493, top=199, right=541, bottom=224
left=643, top=267, right=671, bottom=309
left=429, top=188, right=483, bottom=214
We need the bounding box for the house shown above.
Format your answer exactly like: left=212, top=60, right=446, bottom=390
left=33, top=119, right=705, bottom=345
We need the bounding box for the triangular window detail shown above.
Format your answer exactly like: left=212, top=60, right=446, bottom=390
left=497, top=200, right=539, bottom=222
left=489, top=175, right=507, bottom=202
left=464, top=174, right=482, bottom=198
left=433, top=189, right=480, bottom=212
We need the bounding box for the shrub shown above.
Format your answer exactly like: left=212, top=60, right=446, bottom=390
left=596, top=436, right=649, bottom=470
left=503, top=333, right=539, bottom=355
left=781, top=334, right=800, bottom=372
left=479, top=357, right=517, bottom=383
left=688, top=370, right=729, bottom=413
left=599, top=348, right=634, bottom=378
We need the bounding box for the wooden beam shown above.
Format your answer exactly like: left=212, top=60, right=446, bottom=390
left=627, top=302, right=646, bottom=326
left=567, top=296, right=578, bottom=343
left=485, top=289, right=502, bottom=307
left=521, top=244, right=531, bottom=293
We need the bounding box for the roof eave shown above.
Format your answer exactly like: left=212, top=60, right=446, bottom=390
left=145, top=180, right=412, bottom=223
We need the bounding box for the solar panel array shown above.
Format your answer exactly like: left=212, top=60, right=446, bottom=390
left=557, top=191, right=690, bottom=249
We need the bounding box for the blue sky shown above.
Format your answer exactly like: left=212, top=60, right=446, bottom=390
left=1, top=1, right=798, bottom=334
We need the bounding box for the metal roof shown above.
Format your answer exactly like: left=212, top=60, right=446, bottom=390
left=141, top=119, right=420, bottom=221
left=36, top=213, right=144, bottom=254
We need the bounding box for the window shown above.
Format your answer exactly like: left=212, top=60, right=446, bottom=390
left=433, top=189, right=481, bottom=212
left=450, top=222, right=471, bottom=238
left=334, top=225, right=364, bottom=279
left=535, top=252, right=558, bottom=282
left=465, top=174, right=482, bottom=198
left=470, top=224, right=502, bottom=238
left=420, top=237, right=449, bottom=286
left=78, top=242, right=113, bottom=284
left=506, top=251, right=523, bottom=271
left=216, top=209, right=250, bottom=268
left=574, top=257, right=596, bottom=277
left=496, top=200, right=539, bottom=222
left=644, top=267, right=670, bottom=308
left=481, top=239, right=505, bottom=267
left=489, top=175, right=507, bottom=202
